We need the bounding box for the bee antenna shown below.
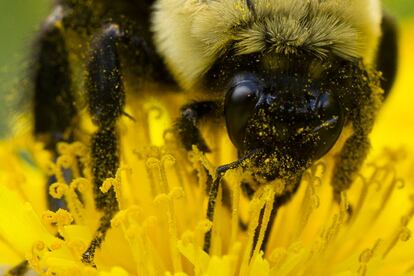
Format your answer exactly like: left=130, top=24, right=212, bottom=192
left=216, top=148, right=263, bottom=177
left=122, top=111, right=136, bottom=122
left=204, top=148, right=261, bottom=252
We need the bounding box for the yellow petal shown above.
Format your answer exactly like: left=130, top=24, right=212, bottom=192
left=0, top=185, right=58, bottom=256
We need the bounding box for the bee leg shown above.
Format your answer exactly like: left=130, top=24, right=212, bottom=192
left=252, top=174, right=302, bottom=256
left=175, top=103, right=247, bottom=229
left=331, top=91, right=379, bottom=209
left=176, top=102, right=245, bottom=229
left=175, top=101, right=220, bottom=153
left=331, top=133, right=369, bottom=212
left=6, top=260, right=29, bottom=276
left=33, top=6, right=76, bottom=212
left=332, top=13, right=398, bottom=209
left=81, top=24, right=125, bottom=265
left=377, top=12, right=398, bottom=99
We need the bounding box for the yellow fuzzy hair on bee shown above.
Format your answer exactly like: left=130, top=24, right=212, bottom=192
left=152, top=0, right=382, bottom=89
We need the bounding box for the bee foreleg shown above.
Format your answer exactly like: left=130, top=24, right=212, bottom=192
left=331, top=132, right=370, bottom=206
left=175, top=101, right=220, bottom=153
left=331, top=88, right=380, bottom=208
left=176, top=102, right=250, bottom=234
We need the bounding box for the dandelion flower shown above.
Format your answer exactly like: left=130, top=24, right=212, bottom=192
left=0, top=19, right=414, bottom=276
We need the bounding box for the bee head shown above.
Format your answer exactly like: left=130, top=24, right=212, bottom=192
left=224, top=68, right=346, bottom=179
left=154, top=0, right=381, bottom=178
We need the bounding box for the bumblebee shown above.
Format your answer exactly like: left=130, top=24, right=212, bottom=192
left=30, top=0, right=397, bottom=265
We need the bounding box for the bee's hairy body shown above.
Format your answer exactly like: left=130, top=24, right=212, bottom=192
left=24, top=0, right=397, bottom=268
left=153, top=0, right=382, bottom=89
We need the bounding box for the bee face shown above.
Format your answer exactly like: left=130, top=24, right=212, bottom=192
left=223, top=56, right=348, bottom=179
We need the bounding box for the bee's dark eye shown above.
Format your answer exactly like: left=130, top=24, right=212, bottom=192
left=225, top=78, right=261, bottom=149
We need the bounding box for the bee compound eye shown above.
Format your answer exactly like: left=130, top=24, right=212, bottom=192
left=224, top=79, right=261, bottom=150
left=312, top=92, right=345, bottom=159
